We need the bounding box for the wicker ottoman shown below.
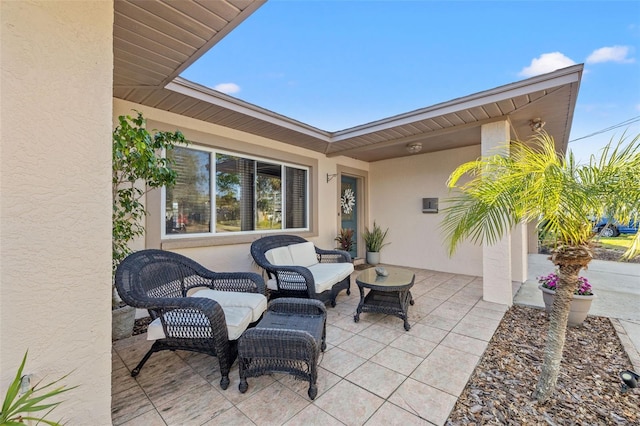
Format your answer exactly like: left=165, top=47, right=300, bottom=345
left=238, top=298, right=327, bottom=400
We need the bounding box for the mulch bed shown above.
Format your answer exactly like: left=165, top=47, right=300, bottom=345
left=446, top=305, right=639, bottom=425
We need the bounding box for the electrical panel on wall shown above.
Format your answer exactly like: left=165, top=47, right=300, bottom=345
left=422, top=198, right=438, bottom=213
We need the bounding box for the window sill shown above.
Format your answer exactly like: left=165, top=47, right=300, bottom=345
left=161, top=231, right=318, bottom=250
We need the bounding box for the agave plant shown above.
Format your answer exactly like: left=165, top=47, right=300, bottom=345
left=441, top=131, right=640, bottom=402
left=1, top=351, right=76, bottom=425
left=362, top=221, right=390, bottom=252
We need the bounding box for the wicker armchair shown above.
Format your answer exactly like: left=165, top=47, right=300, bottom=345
left=250, top=235, right=353, bottom=307
left=114, top=249, right=266, bottom=390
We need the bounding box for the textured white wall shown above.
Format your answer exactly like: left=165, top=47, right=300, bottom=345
left=368, top=145, right=484, bottom=276
left=1, top=1, right=113, bottom=423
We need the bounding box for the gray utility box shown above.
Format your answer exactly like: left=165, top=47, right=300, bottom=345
left=422, top=198, right=438, bottom=213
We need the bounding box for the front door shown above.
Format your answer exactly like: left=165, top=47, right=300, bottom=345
left=340, top=175, right=358, bottom=259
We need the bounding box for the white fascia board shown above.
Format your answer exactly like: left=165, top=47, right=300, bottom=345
left=330, top=65, right=583, bottom=142
left=166, top=78, right=332, bottom=141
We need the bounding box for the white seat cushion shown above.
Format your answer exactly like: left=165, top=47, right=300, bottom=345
left=288, top=242, right=319, bottom=267
left=308, top=262, right=354, bottom=293
left=266, top=262, right=354, bottom=294
left=190, top=289, right=267, bottom=322
left=147, top=306, right=251, bottom=341
left=146, top=290, right=267, bottom=342
left=265, top=246, right=294, bottom=265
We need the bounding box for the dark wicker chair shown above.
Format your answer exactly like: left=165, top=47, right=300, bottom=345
left=250, top=235, right=352, bottom=307
left=114, top=249, right=266, bottom=390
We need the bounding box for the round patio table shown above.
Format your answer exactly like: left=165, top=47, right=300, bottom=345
left=354, top=266, right=415, bottom=330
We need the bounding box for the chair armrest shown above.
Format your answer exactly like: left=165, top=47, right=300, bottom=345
left=271, top=266, right=317, bottom=297
left=147, top=297, right=228, bottom=341
left=268, top=297, right=326, bottom=317
left=315, top=247, right=352, bottom=263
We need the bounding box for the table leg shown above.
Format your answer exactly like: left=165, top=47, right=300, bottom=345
left=354, top=285, right=365, bottom=322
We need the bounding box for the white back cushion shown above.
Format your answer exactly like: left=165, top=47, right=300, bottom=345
left=288, top=242, right=319, bottom=267
left=265, top=246, right=294, bottom=265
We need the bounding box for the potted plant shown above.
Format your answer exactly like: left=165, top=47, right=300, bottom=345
left=335, top=228, right=354, bottom=253
left=537, top=272, right=596, bottom=326
left=112, top=111, right=185, bottom=340
left=362, top=221, right=389, bottom=265
left=441, top=131, right=640, bottom=402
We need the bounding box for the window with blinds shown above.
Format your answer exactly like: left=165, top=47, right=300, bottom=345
left=164, top=145, right=308, bottom=237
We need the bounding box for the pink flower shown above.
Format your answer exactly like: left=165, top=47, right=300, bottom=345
left=537, top=273, right=593, bottom=296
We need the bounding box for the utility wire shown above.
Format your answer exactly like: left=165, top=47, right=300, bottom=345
left=568, top=115, right=640, bottom=143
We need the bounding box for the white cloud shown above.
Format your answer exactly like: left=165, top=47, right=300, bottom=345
left=586, top=46, right=634, bottom=64
left=518, top=52, right=577, bottom=77
left=636, top=104, right=640, bottom=112
left=214, top=83, right=241, bottom=94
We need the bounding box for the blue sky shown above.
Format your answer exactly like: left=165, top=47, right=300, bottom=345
left=181, top=0, right=640, bottom=164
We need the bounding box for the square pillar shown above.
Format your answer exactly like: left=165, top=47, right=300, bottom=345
left=481, top=121, right=513, bottom=305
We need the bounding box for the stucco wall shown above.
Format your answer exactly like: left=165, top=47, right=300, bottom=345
left=1, top=1, right=113, bottom=423
left=368, top=145, right=484, bottom=276
left=113, top=99, right=370, bottom=273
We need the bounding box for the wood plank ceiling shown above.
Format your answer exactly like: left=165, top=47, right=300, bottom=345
left=113, top=1, right=583, bottom=162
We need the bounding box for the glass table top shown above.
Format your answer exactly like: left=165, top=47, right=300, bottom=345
left=356, top=266, right=415, bottom=288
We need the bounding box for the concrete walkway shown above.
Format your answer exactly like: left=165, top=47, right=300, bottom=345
left=514, top=254, right=640, bottom=371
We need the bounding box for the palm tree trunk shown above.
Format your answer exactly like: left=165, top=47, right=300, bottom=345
left=533, top=246, right=592, bottom=403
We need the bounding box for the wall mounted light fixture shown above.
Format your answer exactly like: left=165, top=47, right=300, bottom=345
left=529, top=118, right=546, bottom=132
left=406, top=142, right=422, bottom=154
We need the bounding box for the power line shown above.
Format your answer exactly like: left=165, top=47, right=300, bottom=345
left=568, top=115, right=640, bottom=143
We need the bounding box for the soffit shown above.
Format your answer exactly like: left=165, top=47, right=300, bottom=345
left=112, top=1, right=582, bottom=162
left=113, top=0, right=266, bottom=89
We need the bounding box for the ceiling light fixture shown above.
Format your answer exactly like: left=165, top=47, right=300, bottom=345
left=406, top=142, right=422, bottom=154
left=529, top=117, right=546, bottom=132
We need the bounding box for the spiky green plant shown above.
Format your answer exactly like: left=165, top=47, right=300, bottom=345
left=442, top=131, right=640, bottom=402
left=1, top=351, right=76, bottom=425
left=362, top=221, right=390, bottom=252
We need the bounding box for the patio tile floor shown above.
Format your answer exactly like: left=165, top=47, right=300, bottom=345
left=112, top=268, right=509, bottom=425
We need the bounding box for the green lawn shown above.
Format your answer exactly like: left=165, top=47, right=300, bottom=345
left=594, top=234, right=636, bottom=250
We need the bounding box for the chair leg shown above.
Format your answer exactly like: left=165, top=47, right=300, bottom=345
left=239, top=377, right=248, bottom=393
left=220, top=375, right=230, bottom=390
left=130, top=344, right=159, bottom=377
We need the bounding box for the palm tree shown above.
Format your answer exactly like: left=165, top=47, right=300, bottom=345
left=441, top=131, right=640, bottom=402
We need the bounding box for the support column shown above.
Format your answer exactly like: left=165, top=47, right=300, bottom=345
left=511, top=223, right=528, bottom=283
left=481, top=121, right=513, bottom=305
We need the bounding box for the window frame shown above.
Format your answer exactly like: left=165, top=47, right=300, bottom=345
left=161, top=145, right=310, bottom=240
left=145, top=121, right=319, bottom=250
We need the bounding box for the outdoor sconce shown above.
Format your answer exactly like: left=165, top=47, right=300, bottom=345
left=620, top=370, right=639, bottom=393
left=406, top=142, right=422, bottom=154
left=529, top=117, right=545, bottom=132
left=422, top=198, right=438, bottom=213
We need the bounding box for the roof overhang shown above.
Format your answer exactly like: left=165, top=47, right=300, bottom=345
left=113, top=1, right=583, bottom=162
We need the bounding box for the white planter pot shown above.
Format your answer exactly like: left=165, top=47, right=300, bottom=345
left=538, top=285, right=596, bottom=327
left=366, top=251, right=380, bottom=265
left=112, top=304, right=136, bottom=340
